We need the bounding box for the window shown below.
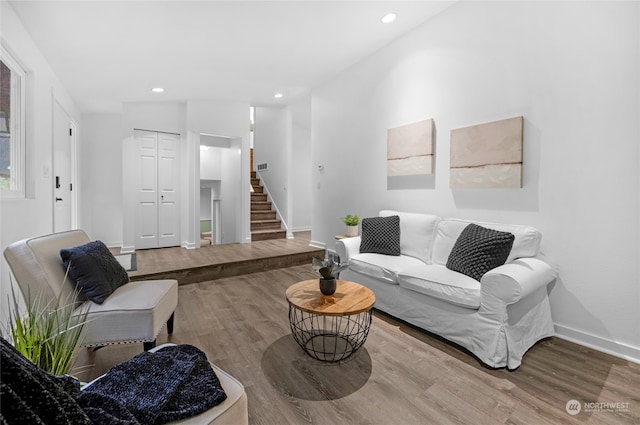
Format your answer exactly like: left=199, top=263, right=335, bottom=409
left=1, top=45, right=26, bottom=197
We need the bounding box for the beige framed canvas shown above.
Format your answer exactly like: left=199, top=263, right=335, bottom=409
left=387, top=118, right=434, bottom=177
left=450, top=116, right=523, bottom=189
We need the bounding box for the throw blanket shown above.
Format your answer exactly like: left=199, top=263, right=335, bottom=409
left=0, top=338, right=227, bottom=425
left=79, top=344, right=227, bottom=424
left=0, top=337, right=92, bottom=424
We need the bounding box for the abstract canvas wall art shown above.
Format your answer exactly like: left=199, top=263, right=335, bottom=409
left=450, top=116, right=523, bottom=189
left=387, top=118, right=434, bottom=177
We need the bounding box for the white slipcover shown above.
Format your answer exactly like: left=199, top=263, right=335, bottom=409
left=337, top=210, right=558, bottom=369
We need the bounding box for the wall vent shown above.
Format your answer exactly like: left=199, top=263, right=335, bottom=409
left=257, top=163, right=268, bottom=171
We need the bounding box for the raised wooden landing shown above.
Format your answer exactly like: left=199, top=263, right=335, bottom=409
left=127, top=232, right=324, bottom=285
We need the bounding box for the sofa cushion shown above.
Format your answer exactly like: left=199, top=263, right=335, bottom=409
left=431, top=219, right=541, bottom=265
left=398, top=264, right=481, bottom=309
left=349, top=253, right=426, bottom=285
left=360, top=216, right=401, bottom=256
left=380, top=210, right=440, bottom=263
left=446, top=224, right=514, bottom=281
left=60, top=240, right=129, bottom=304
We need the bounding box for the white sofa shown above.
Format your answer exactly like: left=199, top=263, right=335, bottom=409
left=336, top=210, right=558, bottom=370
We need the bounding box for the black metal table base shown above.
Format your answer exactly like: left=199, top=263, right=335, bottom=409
left=288, top=305, right=372, bottom=362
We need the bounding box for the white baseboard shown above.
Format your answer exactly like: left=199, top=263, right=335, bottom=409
left=554, top=323, right=640, bottom=364
left=310, top=240, right=325, bottom=249
left=291, top=226, right=311, bottom=233
left=120, top=245, right=135, bottom=254
left=105, top=241, right=124, bottom=250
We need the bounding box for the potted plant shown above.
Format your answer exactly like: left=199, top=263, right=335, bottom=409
left=3, top=285, right=88, bottom=376
left=341, top=214, right=360, bottom=237
left=312, top=257, right=348, bottom=296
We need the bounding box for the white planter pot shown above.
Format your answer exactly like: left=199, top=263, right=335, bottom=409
left=346, top=225, right=358, bottom=237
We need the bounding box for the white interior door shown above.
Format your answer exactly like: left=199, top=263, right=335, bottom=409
left=157, top=132, right=180, bottom=247
left=134, top=130, right=159, bottom=249
left=134, top=130, right=180, bottom=249
left=53, top=101, right=74, bottom=232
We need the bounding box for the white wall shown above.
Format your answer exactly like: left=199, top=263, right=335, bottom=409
left=78, top=100, right=251, bottom=250
left=220, top=138, right=243, bottom=244
left=290, top=96, right=312, bottom=232
left=200, top=187, right=211, bottom=221
left=254, top=106, right=291, bottom=234
left=311, top=1, right=639, bottom=361
left=200, top=147, right=222, bottom=181
left=187, top=100, right=252, bottom=244
left=80, top=114, right=122, bottom=246
left=0, top=2, right=81, bottom=322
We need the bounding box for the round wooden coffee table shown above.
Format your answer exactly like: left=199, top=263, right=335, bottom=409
left=285, top=279, right=375, bottom=362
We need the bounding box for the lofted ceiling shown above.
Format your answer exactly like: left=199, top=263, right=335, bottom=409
left=8, top=0, right=454, bottom=114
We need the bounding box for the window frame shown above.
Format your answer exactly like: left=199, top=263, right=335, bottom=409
left=1, top=43, right=26, bottom=199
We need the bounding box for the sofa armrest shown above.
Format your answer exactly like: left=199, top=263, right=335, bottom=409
left=480, top=257, right=558, bottom=304
left=335, top=236, right=361, bottom=264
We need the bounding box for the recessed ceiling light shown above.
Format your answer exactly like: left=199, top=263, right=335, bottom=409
left=381, top=13, right=396, bottom=24
left=151, top=87, right=164, bottom=93
left=274, top=93, right=284, bottom=99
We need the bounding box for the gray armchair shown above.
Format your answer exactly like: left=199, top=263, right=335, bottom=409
left=3, top=229, right=177, bottom=350
left=4, top=230, right=249, bottom=424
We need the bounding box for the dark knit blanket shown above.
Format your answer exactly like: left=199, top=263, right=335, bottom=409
left=0, top=338, right=227, bottom=425
left=79, top=344, right=227, bottom=424
left=0, top=337, right=92, bottom=424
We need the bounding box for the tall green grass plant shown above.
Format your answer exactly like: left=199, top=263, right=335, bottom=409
left=4, top=283, right=88, bottom=376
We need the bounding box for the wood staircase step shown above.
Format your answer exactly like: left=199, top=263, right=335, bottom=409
left=251, top=201, right=272, bottom=211
left=251, top=229, right=286, bottom=241
left=251, top=210, right=276, bottom=220
left=251, top=193, right=267, bottom=202
left=251, top=219, right=282, bottom=231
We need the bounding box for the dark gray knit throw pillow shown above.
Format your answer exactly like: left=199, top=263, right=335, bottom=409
left=446, top=223, right=514, bottom=281
left=60, top=240, right=129, bottom=304
left=360, top=216, right=401, bottom=256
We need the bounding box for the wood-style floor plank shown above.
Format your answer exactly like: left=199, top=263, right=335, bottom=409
left=74, top=265, right=639, bottom=425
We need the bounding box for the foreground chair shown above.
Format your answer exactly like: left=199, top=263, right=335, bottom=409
left=82, top=343, right=249, bottom=425
left=1, top=336, right=249, bottom=424
left=3, top=229, right=177, bottom=350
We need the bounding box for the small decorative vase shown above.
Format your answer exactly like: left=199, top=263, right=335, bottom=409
left=346, top=225, right=358, bottom=237
left=319, top=278, right=337, bottom=296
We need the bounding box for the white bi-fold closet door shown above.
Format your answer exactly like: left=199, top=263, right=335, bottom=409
left=133, top=129, right=180, bottom=249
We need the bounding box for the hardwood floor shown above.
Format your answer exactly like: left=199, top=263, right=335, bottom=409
left=74, top=264, right=639, bottom=425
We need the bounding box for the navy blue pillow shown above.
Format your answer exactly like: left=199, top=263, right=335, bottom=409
left=60, top=241, right=129, bottom=304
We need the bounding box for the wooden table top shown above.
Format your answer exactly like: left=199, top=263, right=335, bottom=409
left=285, top=279, right=375, bottom=316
